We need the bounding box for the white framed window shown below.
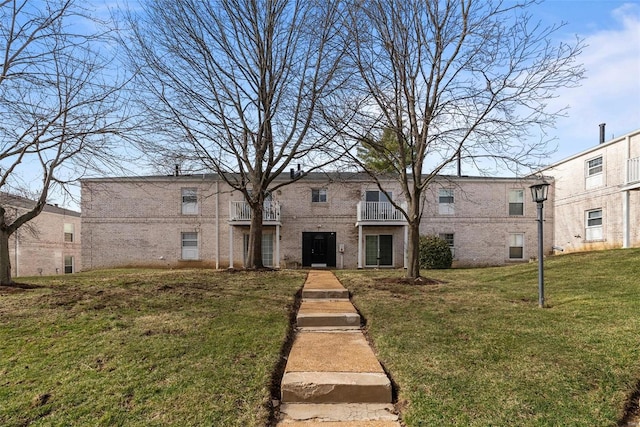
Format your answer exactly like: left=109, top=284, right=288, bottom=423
left=585, top=209, right=603, bottom=241
left=64, top=256, right=74, bottom=274
left=312, top=188, right=327, bottom=203
left=508, top=189, right=524, bottom=216
left=438, top=189, right=454, bottom=215
left=439, top=233, right=455, bottom=258
left=64, top=223, right=74, bottom=242
left=243, top=234, right=274, bottom=267
left=365, top=234, right=393, bottom=266
left=585, top=156, right=603, bottom=189
left=181, top=232, right=199, bottom=260
left=508, top=233, right=524, bottom=260
left=181, top=188, right=198, bottom=215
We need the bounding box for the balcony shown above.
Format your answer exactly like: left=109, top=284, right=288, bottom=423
left=229, top=201, right=281, bottom=224
left=356, top=201, right=407, bottom=226
left=627, top=157, right=640, bottom=186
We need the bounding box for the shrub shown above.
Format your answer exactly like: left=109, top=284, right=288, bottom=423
left=419, top=235, right=453, bottom=269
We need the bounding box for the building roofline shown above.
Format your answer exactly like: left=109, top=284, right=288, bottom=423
left=0, top=192, right=80, bottom=216
left=540, top=127, right=640, bottom=171
left=81, top=171, right=544, bottom=184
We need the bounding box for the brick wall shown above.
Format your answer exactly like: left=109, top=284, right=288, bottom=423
left=8, top=205, right=81, bottom=277
left=82, top=173, right=548, bottom=270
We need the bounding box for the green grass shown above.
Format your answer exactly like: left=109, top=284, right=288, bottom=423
left=337, top=249, right=640, bottom=427
left=0, top=269, right=305, bottom=427
left=3, top=250, right=639, bottom=426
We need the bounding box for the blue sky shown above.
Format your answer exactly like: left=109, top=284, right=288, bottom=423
left=526, top=0, right=640, bottom=162
left=13, top=0, right=640, bottom=209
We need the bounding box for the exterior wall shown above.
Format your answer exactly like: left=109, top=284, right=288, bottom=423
left=420, top=178, right=554, bottom=267
left=542, top=129, right=640, bottom=254
left=81, top=173, right=548, bottom=270
left=7, top=205, right=81, bottom=277
left=81, top=176, right=223, bottom=269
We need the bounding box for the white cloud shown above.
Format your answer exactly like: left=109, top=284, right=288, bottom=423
left=549, top=3, right=640, bottom=160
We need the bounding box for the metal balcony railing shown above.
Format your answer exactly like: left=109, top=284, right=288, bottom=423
left=356, top=201, right=406, bottom=222
left=229, top=201, right=281, bottom=222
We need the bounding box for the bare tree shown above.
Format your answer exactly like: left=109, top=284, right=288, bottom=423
left=333, top=0, right=584, bottom=278
left=121, top=0, right=346, bottom=269
left=0, top=0, right=133, bottom=284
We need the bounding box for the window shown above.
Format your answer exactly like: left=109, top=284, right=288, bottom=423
left=365, top=190, right=391, bottom=203
left=439, top=233, right=455, bottom=257
left=181, top=188, right=198, bottom=215
left=585, top=209, right=603, bottom=241
left=312, top=188, right=327, bottom=203
left=243, top=234, right=274, bottom=267
left=508, top=189, right=524, bottom=216
left=64, top=256, right=74, bottom=274
left=64, top=223, right=74, bottom=242
left=587, top=157, right=603, bottom=176
left=181, top=232, right=199, bottom=260
left=438, top=189, right=454, bottom=215
left=365, top=235, right=393, bottom=266
left=586, top=156, right=603, bottom=189
left=509, top=233, right=524, bottom=260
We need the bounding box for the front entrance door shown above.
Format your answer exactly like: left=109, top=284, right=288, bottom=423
left=302, top=232, right=336, bottom=267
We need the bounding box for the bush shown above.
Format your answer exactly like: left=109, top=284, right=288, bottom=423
left=419, top=235, right=453, bottom=269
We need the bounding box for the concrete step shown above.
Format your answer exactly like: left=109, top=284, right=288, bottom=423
left=277, top=403, right=399, bottom=425
left=281, top=372, right=392, bottom=404
left=281, top=331, right=392, bottom=405
left=277, top=422, right=400, bottom=427
left=302, top=271, right=350, bottom=299
left=297, top=300, right=361, bottom=328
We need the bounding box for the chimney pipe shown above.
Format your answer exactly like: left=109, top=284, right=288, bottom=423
left=457, top=151, right=462, bottom=177
left=599, top=123, right=606, bottom=144
left=174, top=164, right=180, bottom=176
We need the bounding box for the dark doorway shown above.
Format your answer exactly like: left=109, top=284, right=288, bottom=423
left=302, top=232, right=336, bottom=267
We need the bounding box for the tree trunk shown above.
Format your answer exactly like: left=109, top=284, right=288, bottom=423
left=0, top=229, right=13, bottom=285
left=246, top=202, right=265, bottom=269
left=405, top=220, right=421, bottom=279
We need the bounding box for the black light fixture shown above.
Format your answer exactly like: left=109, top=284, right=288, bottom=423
left=529, top=179, right=550, bottom=308
left=530, top=180, right=550, bottom=203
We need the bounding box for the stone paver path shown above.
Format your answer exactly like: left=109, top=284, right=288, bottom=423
left=277, top=270, right=401, bottom=426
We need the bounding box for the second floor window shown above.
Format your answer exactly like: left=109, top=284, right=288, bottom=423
left=365, top=190, right=391, bottom=203
left=312, top=188, right=327, bottom=203
left=182, top=188, right=198, bottom=215
left=509, top=189, right=524, bottom=216
left=587, top=157, right=603, bottom=176
left=438, top=189, right=454, bottom=215
left=586, top=156, right=604, bottom=189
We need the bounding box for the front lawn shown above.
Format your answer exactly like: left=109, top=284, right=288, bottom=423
left=0, top=269, right=305, bottom=427
left=337, top=249, right=640, bottom=426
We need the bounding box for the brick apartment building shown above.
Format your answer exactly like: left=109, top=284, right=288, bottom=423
left=80, top=172, right=552, bottom=270
left=542, top=127, right=640, bottom=254
left=2, top=193, right=82, bottom=277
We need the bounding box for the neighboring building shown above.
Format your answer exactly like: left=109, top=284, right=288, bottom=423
left=1, top=193, right=82, bottom=277
left=80, top=173, right=551, bottom=270
left=540, top=127, right=640, bottom=253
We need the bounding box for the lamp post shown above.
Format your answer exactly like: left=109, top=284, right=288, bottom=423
left=529, top=180, right=550, bottom=308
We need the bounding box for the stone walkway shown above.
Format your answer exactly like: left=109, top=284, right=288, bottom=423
left=276, top=270, right=401, bottom=426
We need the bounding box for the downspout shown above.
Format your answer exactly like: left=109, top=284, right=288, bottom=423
left=623, top=134, right=631, bottom=248
left=215, top=180, right=220, bottom=269
left=14, top=229, right=18, bottom=278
